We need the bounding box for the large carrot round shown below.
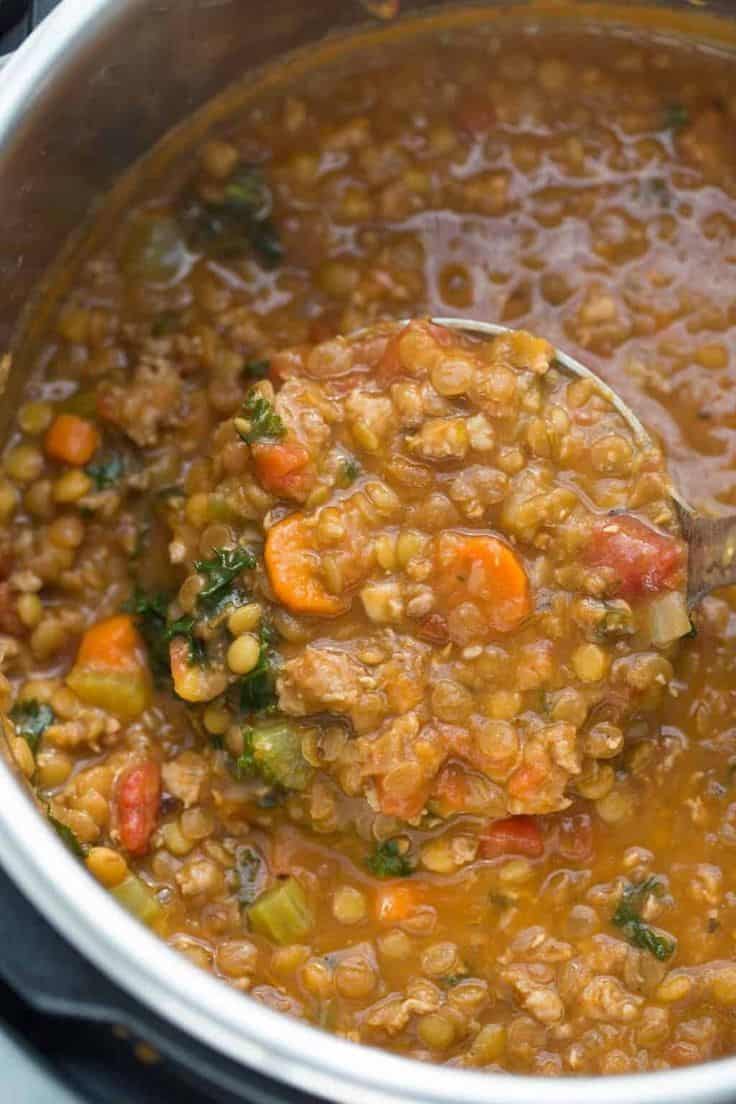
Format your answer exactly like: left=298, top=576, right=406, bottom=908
left=435, top=530, right=531, bottom=632
left=44, top=413, right=100, bottom=466
left=265, top=513, right=350, bottom=616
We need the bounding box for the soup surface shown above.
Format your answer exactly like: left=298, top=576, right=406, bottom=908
left=3, top=11, right=736, bottom=1076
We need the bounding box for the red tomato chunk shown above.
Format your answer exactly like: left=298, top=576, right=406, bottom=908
left=479, top=814, right=545, bottom=859
left=586, top=515, right=684, bottom=598
left=116, top=760, right=161, bottom=856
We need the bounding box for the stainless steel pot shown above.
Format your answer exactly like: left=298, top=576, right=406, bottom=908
left=0, top=2, right=735, bottom=1101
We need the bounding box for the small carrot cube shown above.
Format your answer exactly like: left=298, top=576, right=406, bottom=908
left=375, top=883, right=422, bottom=924
left=44, top=413, right=100, bottom=466
left=252, top=440, right=314, bottom=501
left=75, top=614, right=143, bottom=671
left=67, top=615, right=150, bottom=719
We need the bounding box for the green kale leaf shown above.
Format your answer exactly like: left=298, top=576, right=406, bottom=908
left=235, top=392, right=285, bottom=445
left=194, top=545, right=257, bottom=616
left=47, top=811, right=86, bottom=859
left=612, top=876, right=676, bottom=961
left=181, top=164, right=284, bottom=267
left=367, top=839, right=414, bottom=878
left=85, top=452, right=124, bottom=490
left=10, top=700, right=55, bottom=753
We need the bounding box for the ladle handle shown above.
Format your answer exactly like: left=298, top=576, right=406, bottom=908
left=677, top=507, right=736, bottom=607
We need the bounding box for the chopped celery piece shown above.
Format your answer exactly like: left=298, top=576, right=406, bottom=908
left=248, top=877, right=314, bottom=944
left=646, top=590, right=691, bottom=646
left=111, top=872, right=162, bottom=926
left=239, top=721, right=312, bottom=791
left=66, top=666, right=150, bottom=720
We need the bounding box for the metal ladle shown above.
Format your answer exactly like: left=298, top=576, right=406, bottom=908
left=424, top=317, right=736, bottom=610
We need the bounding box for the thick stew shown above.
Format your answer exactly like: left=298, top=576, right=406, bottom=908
left=2, top=11, right=736, bottom=1077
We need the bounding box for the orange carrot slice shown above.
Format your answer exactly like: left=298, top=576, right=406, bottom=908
left=44, top=413, right=100, bottom=466
left=435, top=530, right=531, bottom=633
left=265, top=513, right=350, bottom=616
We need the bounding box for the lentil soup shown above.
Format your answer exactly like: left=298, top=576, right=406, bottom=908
left=3, top=9, right=736, bottom=1078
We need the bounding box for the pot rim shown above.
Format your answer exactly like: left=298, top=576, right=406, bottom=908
left=0, top=3, right=735, bottom=1102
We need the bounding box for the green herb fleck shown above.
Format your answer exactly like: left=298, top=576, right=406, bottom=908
left=244, top=359, right=270, bottom=380
left=194, top=545, right=257, bottom=616
left=245, top=221, right=283, bottom=266
left=339, top=457, right=361, bottom=487
left=10, top=700, right=54, bottom=753
left=612, top=877, right=675, bottom=961
left=238, top=627, right=280, bottom=715
left=596, top=599, right=635, bottom=640
left=235, top=845, right=266, bottom=906
left=85, top=452, right=124, bottom=491
left=180, top=163, right=283, bottom=267
left=47, top=811, right=86, bottom=859
left=235, top=392, right=285, bottom=445
left=663, top=102, right=689, bottom=132
left=166, top=615, right=207, bottom=666
left=123, top=589, right=171, bottom=681
left=224, top=167, right=272, bottom=215
left=367, top=839, right=414, bottom=878
left=235, top=728, right=256, bottom=778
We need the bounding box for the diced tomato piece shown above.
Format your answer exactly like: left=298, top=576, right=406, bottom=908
left=376, top=330, right=403, bottom=382
left=376, top=776, right=432, bottom=822
left=586, top=515, right=684, bottom=599
left=479, top=814, right=545, bottom=859
left=432, top=764, right=474, bottom=814
left=252, top=440, right=315, bottom=501
left=116, top=760, right=161, bottom=856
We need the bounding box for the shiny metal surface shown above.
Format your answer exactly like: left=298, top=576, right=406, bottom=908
left=1, top=3, right=736, bottom=1102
